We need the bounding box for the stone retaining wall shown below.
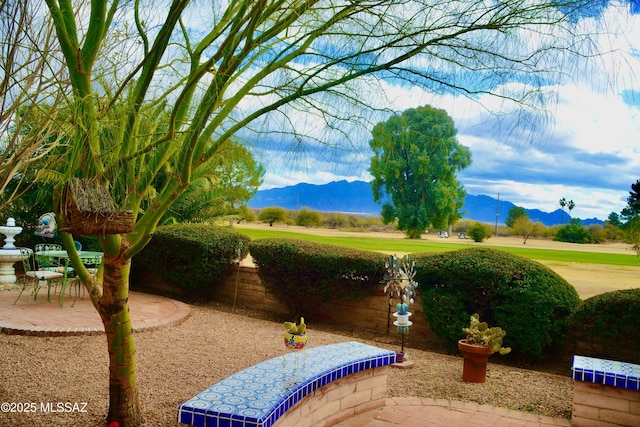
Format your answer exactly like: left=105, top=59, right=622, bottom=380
left=135, top=265, right=442, bottom=341
left=220, top=266, right=439, bottom=338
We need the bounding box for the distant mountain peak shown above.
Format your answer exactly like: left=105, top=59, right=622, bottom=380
left=248, top=180, right=603, bottom=226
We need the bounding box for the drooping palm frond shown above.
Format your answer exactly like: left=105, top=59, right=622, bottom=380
left=157, top=138, right=264, bottom=224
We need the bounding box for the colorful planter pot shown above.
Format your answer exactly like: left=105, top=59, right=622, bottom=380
left=284, top=332, right=309, bottom=350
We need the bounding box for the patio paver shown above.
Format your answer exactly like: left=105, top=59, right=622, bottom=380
left=0, top=287, right=191, bottom=336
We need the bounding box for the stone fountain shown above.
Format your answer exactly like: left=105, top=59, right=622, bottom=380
left=0, top=218, right=30, bottom=290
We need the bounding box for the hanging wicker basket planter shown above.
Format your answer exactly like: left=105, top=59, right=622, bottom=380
left=59, top=178, right=135, bottom=236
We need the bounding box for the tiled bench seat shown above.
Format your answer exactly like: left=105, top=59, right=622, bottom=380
left=178, top=341, right=395, bottom=427
left=571, top=355, right=640, bottom=427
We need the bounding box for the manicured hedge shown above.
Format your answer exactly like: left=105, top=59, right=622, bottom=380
left=249, top=238, right=387, bottom=319
left=134, top=224, right=250, bottom=297
left=568, top=288, right=640, bottom=364
left=413, top=247, right=581, bottom=358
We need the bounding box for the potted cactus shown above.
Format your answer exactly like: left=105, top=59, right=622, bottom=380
left=283, top=317, right=308, bottom=349
left=458, top=313, right=511, bottom=383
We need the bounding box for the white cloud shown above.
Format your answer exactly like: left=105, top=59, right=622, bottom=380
left=453, top=77, right=640, bottom=219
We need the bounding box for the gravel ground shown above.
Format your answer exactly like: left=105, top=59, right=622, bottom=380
left=0, top=305, right=573, bottom=426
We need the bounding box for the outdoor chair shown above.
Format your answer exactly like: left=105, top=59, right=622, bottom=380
left=13, top=248, right=64, bottom=305
left=85, top=254, right=102, bottom=275
left=34, top=243, right=62, bottom=252
left=68, top=254, right=102, bottom=307
left=34, top=243, right=74, bottom=278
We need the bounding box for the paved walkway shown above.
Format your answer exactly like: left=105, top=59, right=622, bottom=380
left=0, top=286, right=572, bottom=426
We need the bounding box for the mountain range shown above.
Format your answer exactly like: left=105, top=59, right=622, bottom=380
left=247, top=180, right=604, bottom=226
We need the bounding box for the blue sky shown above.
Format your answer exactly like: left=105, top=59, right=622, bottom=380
left=245, top=2, right=640, bottom=221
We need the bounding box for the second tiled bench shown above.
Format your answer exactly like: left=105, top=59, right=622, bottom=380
left=571, top=355, right=640, bottom=426
left=177, top=341, right=396, bottom=427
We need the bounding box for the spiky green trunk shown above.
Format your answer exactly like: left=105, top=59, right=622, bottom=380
left=97, top=241, right=143, bottom=427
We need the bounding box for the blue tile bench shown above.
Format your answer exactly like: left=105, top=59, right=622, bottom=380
left=177, top=341, right=395, bottom=427
left=571, top=355, right=640, bottom=426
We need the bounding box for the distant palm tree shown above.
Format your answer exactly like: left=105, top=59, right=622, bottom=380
left=559, top=198, right=567, bottom=224
left=567, top=200, right=575, bottom=220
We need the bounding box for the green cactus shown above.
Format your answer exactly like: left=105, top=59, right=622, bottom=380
left=283, top=322, right=297, bottom=333
left=283, top=317, right=306, bottom=335
left=462, top=313, right=511, bottom=355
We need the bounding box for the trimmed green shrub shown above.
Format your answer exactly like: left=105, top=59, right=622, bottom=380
left=296, top=208, right=322, bottom=227
left=467, top=222, right=492, bottom=242
left=134, top=224, right=250, bottom=297
left=413, top=247, right=581, bottom=358
left=249, top=238, right=387, bottom=318
left=554, top=219, right=591, bottom=244
left=569, top=288, right=640, bottom=364
left=257, top=206, right=287, bottom=225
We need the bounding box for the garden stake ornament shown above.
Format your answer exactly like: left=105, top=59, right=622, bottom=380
left=383, top=254, right=419, bottom=362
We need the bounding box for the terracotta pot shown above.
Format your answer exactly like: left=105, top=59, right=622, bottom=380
left=458, top=339, right=493, bottom=383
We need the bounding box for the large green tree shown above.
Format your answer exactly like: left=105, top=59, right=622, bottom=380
left=5, top=0, right=625, bottom=425
left=6, top=97, right=263, bottom=229
left=621, top=179, right=640, bottom=255
left=622, top=179, right=640, bottom=220
left=369, top=106, right=471, bottom=238
left=608, top=212, right=623, bottom=227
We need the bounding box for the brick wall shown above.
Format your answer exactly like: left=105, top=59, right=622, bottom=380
left=275, top=366, right=389, bottom=427
left=210, top=266, right=290, bottom=316
left=215, top=266, right=441, bottom=340
left=573, top=381, right=640, bottom=427
left=134, top=265, right=442, bottom=342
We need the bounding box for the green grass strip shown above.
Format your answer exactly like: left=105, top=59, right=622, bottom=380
left=236, top=227, right=640, bottom=267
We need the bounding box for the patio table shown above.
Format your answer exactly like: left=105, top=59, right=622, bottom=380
left=34, top=250, right=103, bottom=307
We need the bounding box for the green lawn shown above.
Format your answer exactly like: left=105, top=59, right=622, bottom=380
left=235, top=226, right=640, bottom=267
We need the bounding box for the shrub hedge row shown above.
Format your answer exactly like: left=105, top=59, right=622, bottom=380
left=135, top=231, right=635, bottom=364
left=248, top=238, right=387, bottom=319
left=134, top=224, right=250, bottom=298
left=568, top=288, right=640, bottom=364
left=413, top=247, right=581, bottom=359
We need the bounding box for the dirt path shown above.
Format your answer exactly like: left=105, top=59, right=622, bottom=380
left=236, top=223, right=640, bottom=299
